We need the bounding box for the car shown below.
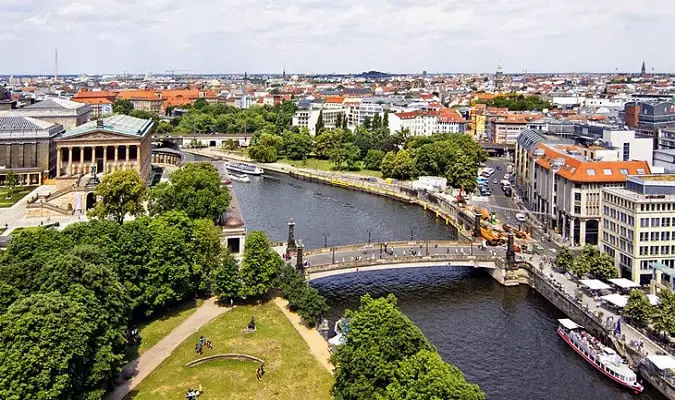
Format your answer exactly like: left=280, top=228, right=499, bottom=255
left=503, top=187, right=512, bottom=197
left=492, top=179, right=498, bottom=184
left=515, top=212, right=527, bottom=222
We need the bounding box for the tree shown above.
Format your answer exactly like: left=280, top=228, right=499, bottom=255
left=239, top=231, right=282, bottom=298
left=90, top=169, right=147, bottom=224
left=389, top=149, right=416, bottom=180
left=554, top=246, right=574, bottom=272
left=363, top=149, right=385, bottom=170
left=0, top=292, right=97, bottom=400
left=211, top=251, right=242, bottom=301
left=129, top=109, right=159, bottom=123
left=112, top=99, right=134, bottom=115
left=383, top=111, right=389, bottom=129
left=380, top=151, right=397, bottom=178
left=624, top=289, right=654, bottom=327
left=653, top=288, right=675, bottom=337
left=571, top=245, right=597, bottom=277
left=6, top=170, right=19, bottom=198
left=588, top=253, right=618, bottom=280
left=446, top=152, right=477, bottom=192
left=283, top=132, right=314, bottom=160
left=331, top=294, right=482, bottom=400
left=248, top=144, right=278, bottom=162
left=149, top=163, right=230, bottom=221
left=314, top=131, right=342, bottom=159
left=315, top=110, right=325, bottom=134
left=329, top=142, right=361, bottom=170
left=382, top=349, right=485, bottom=400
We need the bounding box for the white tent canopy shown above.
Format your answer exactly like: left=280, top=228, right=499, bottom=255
left=558, top=319, right=583, bottom=330
left=601, top=293, right=628, bottom=308
left=647, top=355, right=675, bottom=370
left=608, top=278, right=641, bottom=289
left=580, top=279, right=612, bottom=291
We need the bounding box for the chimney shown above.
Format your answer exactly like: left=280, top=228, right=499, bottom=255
left=96, top=119, right=104, bottom=128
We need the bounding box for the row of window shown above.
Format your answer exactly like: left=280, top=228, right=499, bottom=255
left=603, top=206, right=636, bottom=225
left=639, top=231, right=675, bottom=242
left=639, top=245, right=675, bottom=256
left=640, top=217, right=673, bottom=228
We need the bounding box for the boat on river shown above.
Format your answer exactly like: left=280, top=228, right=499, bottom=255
left=557, top=319, right=643, bottom=393
left=225, top=162, right=264, bottom=175
left=229, top=173, right=250, bottom=183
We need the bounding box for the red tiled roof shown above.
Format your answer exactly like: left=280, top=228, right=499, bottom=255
left=534, top=143, right=651, bottom=183
left=325, top=96, right=344, bottom=104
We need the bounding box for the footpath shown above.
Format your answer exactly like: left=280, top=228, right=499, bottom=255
left=107, top=298, right=231, bottom=400
left=272, top=297, right=334, bottom=374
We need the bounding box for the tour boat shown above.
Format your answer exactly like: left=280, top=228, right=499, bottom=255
left=557, top=319, right=643, bottom=393
left=229, top=173, right=250, bottom=183
left=225, top=162, right=264, bottom=175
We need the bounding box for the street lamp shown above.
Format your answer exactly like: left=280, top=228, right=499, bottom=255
left=323, top=232, right=329, bottom=248
left=331, top=247, right=336, bottom=264
left=367, top=229, right=371, bottom=245
left=410, top=226, right=414, bottom=241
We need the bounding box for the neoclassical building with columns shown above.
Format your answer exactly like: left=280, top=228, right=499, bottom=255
left=54, top=115, right=154, bottom=186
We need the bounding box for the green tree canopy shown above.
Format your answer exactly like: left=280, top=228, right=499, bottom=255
left=653, top=288, right=675, bottom=336
left=211, top=251, right=242, bottom=301
left=624, top=289, right=654, bottom=327
left=149, top=163, right=230, bottom=221
left=332, top=294, right=483, bottom=400
left=239, top=231, right=282, bottom=298
left=554, top=246, right=575, bottom=272
left=112, top=99, right=134, bottom=115
left=363, top=149, right=385, bottom=170
left=90, top=169, right=147, bottom=224
left=283, top=132, right=314, bottom=160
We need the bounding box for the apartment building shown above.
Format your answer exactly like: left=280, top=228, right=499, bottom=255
left=621, top=100, right=675, bottom=137
left=489, top=114, right=538, bottom=145
left=601, top=174, right=675, bottom=284
left=388, top=109, right=466, bottom=136
left=292, top=105, right=347, bottom=135
left=529, top=142, right=650, bottom=246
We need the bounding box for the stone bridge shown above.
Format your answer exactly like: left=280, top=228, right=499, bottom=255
left=292, top=240, right=514, bottom=283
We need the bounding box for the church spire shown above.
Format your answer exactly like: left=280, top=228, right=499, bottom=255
left=641, top=61, right=647, bottom=76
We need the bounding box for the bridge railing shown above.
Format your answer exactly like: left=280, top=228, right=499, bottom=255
left=304, top=253, right=499, bottom=274
left=304, top=240, right=476, bottom=256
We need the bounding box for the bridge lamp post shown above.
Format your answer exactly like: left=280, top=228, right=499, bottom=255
left=323, top=232, right=329, bottom=248
left=409, top=226, right=414, bottom=241
left=331, top=247, right=336, bottom=264
left=367, top=229, right=371, bottom=245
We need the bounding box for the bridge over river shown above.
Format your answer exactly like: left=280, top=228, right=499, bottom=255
left=292, top=240, right=511, bottom=283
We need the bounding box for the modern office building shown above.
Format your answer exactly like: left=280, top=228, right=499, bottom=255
left=601, top=174, right=675, bottom=284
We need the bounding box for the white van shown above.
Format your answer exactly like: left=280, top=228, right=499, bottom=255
left=501, top=179, right=511, bottom=187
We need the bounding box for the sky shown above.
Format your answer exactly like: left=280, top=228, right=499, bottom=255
left=2, top=0, right=675, bottom=75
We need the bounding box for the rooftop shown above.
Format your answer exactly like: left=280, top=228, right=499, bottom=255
left=0, top=116, right=60, bottom=131
left=59, top=114, right=154, bottom=139
left=24, top=97, right=87, bottom=111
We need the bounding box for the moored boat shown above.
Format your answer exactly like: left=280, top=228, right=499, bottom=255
left=557, top=319, right=643, bottom=393
left=225, top=162, right=264, bottom=175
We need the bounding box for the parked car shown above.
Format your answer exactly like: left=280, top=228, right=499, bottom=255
left=492, top=179, right=498, bottom=184
left=503, top=186, right=512, bottom=197
left=515, top=212, right=527, bottom=222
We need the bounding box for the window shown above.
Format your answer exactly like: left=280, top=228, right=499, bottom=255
left=652, top=218, right=661, bottom=227
left=586, top=169, right=596, bottom=176
left=650, top=246, right=659, bottom=255
left=640, top=246, right=649, bottom=255
left=637, top=168, right=646, bottom=175
left=640, top=232, right=649, bottom=241
left=641, top=218, right=649, bottom=227
left=623, top=143, right=630, bottom=161
left=651, top=232, right=660, bottom=241
left=603, top=168, right=613, bottom=175
left=576, top=193, right=582, bottom=201
left=663, top=246, right=671, bottom=255
left=663, top=232, right=671, bottom=241
left=663, top=217, right=671, bottom=227
left=620, top=168, right=629, bottom=175
left=574, top=206, right=581, bottom=214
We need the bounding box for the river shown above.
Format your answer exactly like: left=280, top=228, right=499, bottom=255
left=232, top=172, right=665, bottom=400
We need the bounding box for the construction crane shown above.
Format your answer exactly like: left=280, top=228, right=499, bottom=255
left=165, top=69, right=191, bottom=78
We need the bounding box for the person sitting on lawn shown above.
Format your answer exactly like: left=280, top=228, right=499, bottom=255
left=248, top=316, right=256, bottom=331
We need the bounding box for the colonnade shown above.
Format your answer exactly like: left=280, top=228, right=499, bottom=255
left=56, top=144, right=140, bottom=177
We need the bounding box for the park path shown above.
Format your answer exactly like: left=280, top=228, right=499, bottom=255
left=107, top=297, right=231, bottom=400
left=272, top=297, right=334, bottom=374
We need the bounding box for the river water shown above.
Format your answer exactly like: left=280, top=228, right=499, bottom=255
left=232, top=172, right=665, bottom=400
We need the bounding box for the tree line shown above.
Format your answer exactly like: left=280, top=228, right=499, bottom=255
left=554, top=245, right=618, bottom=281
left=475, top=94, right=551, bottom=111
left=0, top=163, right=326, bottom=399
left=331, top=294, right=485, bottom=400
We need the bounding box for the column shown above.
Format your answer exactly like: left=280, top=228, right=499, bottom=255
left=103, top=145, right=107, bottom=173
left=80, top=146, right=85, bottom=175
left=125, top=145, right=130, bottom=163
left=56, top=147, right=62, bottom=177
left=67, top=147, right=73, bottom=176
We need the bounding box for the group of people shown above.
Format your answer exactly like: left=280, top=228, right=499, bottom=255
left=194, top=336, right=213, bottom=355
left=185, top=387, right=201, bottom=399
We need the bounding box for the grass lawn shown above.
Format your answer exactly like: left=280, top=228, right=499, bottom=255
left=134, top=299, right=203, bottom=357
left=127, top=302, right=333, bottom=400
left=0, top=186, right=37, bottom=207
left=276, top=157, right=382, bottom=178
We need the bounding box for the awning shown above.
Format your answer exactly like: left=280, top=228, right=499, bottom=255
left=558, top=318, right=582, bottom=330
left=647, top=355, right=675, bottom=371
left=600, top=294, right=628, bottom=308
left=608, top=278, right=641, bottom=289
left=580, top=279, right=612, bottom=290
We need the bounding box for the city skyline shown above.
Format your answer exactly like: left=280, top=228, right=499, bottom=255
left=1, top=0, right=675, bottom=75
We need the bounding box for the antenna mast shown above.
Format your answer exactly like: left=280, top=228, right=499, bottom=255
left=54, top=49, right=58, bottom=81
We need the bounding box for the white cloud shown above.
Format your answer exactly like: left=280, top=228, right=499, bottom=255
left=2, top=0, right=675, bottom=74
